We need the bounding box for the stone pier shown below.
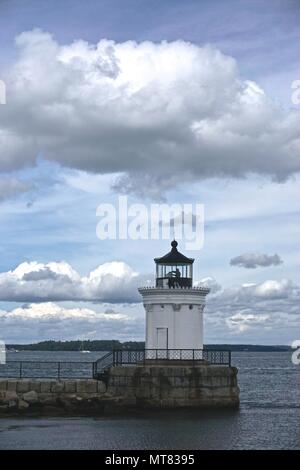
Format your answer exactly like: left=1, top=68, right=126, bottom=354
left=105, top=364, right=239, bottom=409
left=0, top=364, right=239, bottom=415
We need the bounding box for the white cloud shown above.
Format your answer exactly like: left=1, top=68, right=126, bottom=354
left=1, top=30, right=300, bottom=196
left=1, top=302, right=119, bottom=320
left=0, top=265, right=299, bottom=342
left=0, top=260, right=150, bottom=303
left=204, top=277, right=300, bottom=339
left=226, top=312, right=271, bottom=333
left=195, top=276, right=222, bottom=293
left=0, top=302, right=142, bottom=343
left=230, top=252, right=283, bottom=269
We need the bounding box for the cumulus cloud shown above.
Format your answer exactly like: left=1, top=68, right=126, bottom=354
left=1, top=29, right=300, bottom=196
left=230, top=253, right=283, bottom=269
left=204, top=277, right=300, bottom=336
left=0, top=266, right=299, bottom=342
left=195, top=276, right=222, bottom=293
left=0, top=302, right=143, bottom=343
left=0, top=260, right=151, bottom=303
left=226, top=312, right=271, bottom=333
left=0, top=178, right=31, bottom=202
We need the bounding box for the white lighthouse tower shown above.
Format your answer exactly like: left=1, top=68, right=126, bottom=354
left=138, top=240, right=210, bottom=359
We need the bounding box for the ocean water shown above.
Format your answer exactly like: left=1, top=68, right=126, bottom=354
left=0, top=351, right=299, bottom=450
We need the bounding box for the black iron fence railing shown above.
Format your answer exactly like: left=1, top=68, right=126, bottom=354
left=111, top=349, right=231, bottom=366
left=0, top=361, right=96, bottom=380
left=94, top=349, right=231, bottom=378
left=0, top=349, right=231, bottom=379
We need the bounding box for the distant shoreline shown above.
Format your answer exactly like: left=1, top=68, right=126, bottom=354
left=6, top=340, right=292, bottom=353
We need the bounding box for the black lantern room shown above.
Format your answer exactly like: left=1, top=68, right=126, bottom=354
left=154, top=240, right=194, bottom=288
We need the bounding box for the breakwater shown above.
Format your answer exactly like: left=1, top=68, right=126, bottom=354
left=0, top=364, right=239, bottom=414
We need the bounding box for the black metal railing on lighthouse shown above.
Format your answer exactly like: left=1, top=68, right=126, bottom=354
left=94, top=348, right=231, bottom=378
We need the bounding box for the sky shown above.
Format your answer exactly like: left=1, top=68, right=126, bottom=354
left=0, top=0, right=300, bottom=344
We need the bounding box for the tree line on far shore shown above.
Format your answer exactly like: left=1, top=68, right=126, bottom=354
left=6, top=340, right=291, bottom=352
left=7, top=340, right=144, bottom=351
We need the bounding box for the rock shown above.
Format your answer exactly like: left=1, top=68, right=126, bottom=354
left=18, top=399, right=29, bottom=410
left=6, top=380, right=17, bottom=392
left=40, top=381, right=56, bottom=393
left=51, top=382, right=64, bottom=393
left=23, top=390, right=38, bottom=403
left=76, top=380, right=97, bottom=394
left=29, top=381, right=41, bottom=393
left=39, top=393, right=57, bottom=405
left=17, top=380, right=31, bottom=393
left=0, top=380, right=7, bottom=391
left=64, top=381, right=76, bottom=393
left=8, top=400, right=17, bottom=409
left=2, top=391, right=18, bottom=403
left=58, top=396, right=75, bottom=410
left=97, top=381, right=106, bottom=394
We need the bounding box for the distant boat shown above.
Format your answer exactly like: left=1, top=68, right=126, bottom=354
left=79, top=341, right=90, bottom=354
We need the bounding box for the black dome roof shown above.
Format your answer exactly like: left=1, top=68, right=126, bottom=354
left=154, top=240, right=194, bottom=265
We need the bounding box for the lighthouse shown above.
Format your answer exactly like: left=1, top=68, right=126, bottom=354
left=93, top=240, right=239, bottom=409
left=138, top=240, right=210, bottom=358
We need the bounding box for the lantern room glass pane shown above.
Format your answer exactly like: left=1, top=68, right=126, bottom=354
left=155, top=263, right=193, bottom=287
left=156, top=264, right=192, bottom=279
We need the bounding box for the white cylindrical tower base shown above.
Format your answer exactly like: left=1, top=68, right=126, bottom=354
left=139, top=287, right=210, bottom=357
